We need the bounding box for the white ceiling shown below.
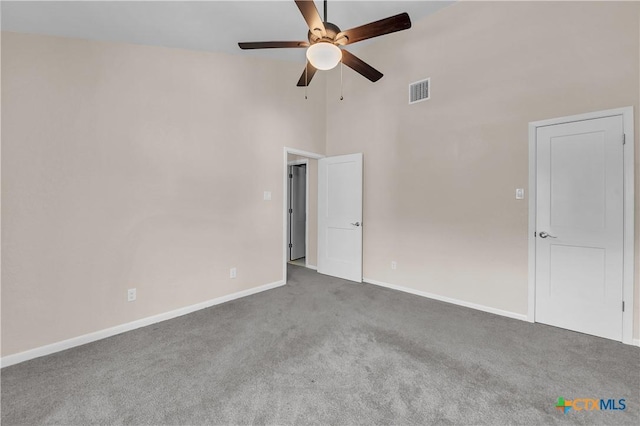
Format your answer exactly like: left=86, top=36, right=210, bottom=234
left=1, top=1, right=453, bottom=62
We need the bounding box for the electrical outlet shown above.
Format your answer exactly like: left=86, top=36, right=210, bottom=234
left=127, top=288, right=136, bottom=302
left=230, top=267, right=237, bottom=279
left=263, top=191, right=271, bottom=201
left=515, top=188, right=525, bottom=200
left=391, top=261, right=397, bottom=270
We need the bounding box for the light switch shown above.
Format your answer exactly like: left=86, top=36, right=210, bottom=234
left=263, top=191, right=271, bottom=201
left=515, top=188, right=525, bottom=200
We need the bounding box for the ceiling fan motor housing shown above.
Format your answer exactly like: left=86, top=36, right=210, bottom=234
left=308, top=22, right=347, bottom=45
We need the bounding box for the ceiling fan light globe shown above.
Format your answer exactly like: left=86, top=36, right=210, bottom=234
left=306, top=43, right=342, bottom=71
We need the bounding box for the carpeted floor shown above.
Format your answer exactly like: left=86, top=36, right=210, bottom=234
left=2, top=265, right=639, bottom=425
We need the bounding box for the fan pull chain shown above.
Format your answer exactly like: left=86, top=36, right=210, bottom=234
left=305, top=63, right=308, bottom=100
left=340, top=61, right=344, bottom=101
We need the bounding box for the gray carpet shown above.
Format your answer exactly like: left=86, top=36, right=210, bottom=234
left=2, top=265, right=639, bottom=425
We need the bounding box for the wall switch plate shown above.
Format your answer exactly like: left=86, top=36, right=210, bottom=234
left=263, top=191, right=271, bottom=201
left=515, top=188, right=525, bottom=200
left=230, top=267, right=237, bottom=279
left=127, top=288, right=136, bottom=302
left=391, top=261, right=397, bottom=270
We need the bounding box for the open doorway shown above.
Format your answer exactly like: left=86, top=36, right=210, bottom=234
left=283, top=148, right=324, bottom=283
left=287, top=160, right=307, bottom=267
left=282, top=147, right=364, bottom=284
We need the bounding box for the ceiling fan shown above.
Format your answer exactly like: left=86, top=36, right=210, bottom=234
left=238, top=0, right=412, bottom=87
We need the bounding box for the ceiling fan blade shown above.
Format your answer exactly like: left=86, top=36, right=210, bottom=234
left=294, top=0, right=326, bottom=38
left=336, top=12, right=411, bottom=45
left=238, top=41, right=309, bottom=49
left=341, top=50, right=383, bottom=82
left=296, top=62, right=318, bottom=87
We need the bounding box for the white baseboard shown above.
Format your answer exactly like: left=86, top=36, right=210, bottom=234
left=306, top=264, right=317, bottom=270
left=1, top=280, right=285, bottom=369
left=633, top=339, right=640, bottom=347
left=363, top=277, right=528, bottom=322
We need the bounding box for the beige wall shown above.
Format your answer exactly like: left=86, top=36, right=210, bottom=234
left=1, top=32, right=326, bottom=356
left=325, top=1, right=640, bottom=337
left=287, top=154, right=318, bottom=267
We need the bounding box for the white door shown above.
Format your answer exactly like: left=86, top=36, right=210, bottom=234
left=289, top=164, right=306, bottom=260
left=318, top=153, right=363, bottom=282
left=535, top=115, right=624, bottom=341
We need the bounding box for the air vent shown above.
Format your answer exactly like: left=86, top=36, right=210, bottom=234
left=409, top=78, right=430, bottom=104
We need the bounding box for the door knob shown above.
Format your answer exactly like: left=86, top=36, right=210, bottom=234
left=539, top=231, right=557, bottom=239
left=351, top=222, right=361, bottom=227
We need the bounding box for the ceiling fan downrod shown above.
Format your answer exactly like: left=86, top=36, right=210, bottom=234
left=324, top=0, right=327, bottom=23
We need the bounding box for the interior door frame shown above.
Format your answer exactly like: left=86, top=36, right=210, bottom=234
left=527, top=106, right=635, bottom=345
left=287, top=159, right=308, bottom=262
left=283, top=147, right=325, bottom=284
